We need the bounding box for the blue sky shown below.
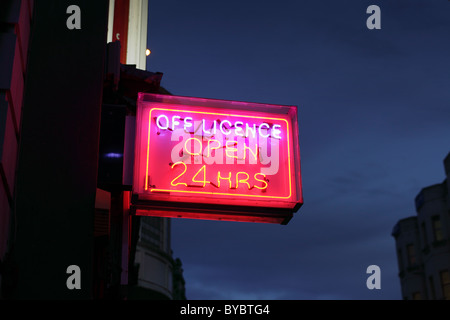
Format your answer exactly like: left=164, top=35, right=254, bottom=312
left=146, top=0, right=450, bottom=299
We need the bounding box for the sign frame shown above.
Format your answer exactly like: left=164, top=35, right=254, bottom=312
left=131, top=93, right=303, bottom=224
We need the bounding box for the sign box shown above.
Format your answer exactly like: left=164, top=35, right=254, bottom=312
left=132, top=93, right=303, bottom=224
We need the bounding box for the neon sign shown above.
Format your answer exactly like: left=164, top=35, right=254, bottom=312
left=132, top=93, right=303, bottom=224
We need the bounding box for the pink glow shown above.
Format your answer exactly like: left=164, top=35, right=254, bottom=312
left=132, top=93, right=303, bottom=224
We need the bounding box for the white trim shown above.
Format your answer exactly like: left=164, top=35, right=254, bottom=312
left=107, top=0, right=115, bottom=43
left=126, top=0, right=148, bottom=70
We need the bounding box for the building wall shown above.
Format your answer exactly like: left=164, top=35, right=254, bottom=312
left=133, top=216, right=173, bottom=299
left=393, top=152, right=450, bottom=300
left=1, top=0, right=182, bottom=300
left=445, top=153, right=450, bottom=187
left=392, top=217, right=427, bottom=300
left=9, top=0, right=109, bottom=299
left=0, top=0, right=34, bottom=262
left=416, top=182, right=450, bottom=300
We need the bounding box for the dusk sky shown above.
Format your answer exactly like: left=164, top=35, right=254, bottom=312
left=146, top=0, right=450, bottom=300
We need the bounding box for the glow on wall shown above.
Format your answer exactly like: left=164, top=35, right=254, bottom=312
left=132, top=93, right=303, bottom=224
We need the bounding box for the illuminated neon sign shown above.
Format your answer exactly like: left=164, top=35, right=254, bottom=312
left=132, top=93, right=303, bottom=224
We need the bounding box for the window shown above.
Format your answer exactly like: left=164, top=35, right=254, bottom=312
left=432, top=216, right=444, bottom=242
left=412, top=292, right=421, bottom=300
left=440, top=270, right=450, bottom=300
left=140, top=216, right=163, bottom=249
left=406, top=244, right=416, bottom=266
left=397, top=249, right=404, bottom=271
left=429, top=276, right=436, bottom=300
left=421, top=222, right=428, bottom=246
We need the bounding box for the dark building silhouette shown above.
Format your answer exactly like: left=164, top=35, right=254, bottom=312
left=392, top=152, right=450, bottom=300
left=100, top=45, right=186, bottom=299
left=172, top=258, right=187, bottom=300
left=0, top=0, right=34, bottom=296
left=0, top=0, right=185, bottom=300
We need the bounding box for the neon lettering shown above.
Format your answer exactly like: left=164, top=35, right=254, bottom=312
left=170, top=166, right=270, bottom=191
left=258, top=123, right=270, bottom=138
left=171, top=115, right=181, bottom=131
left=145, top=107, right=296, bottom=204
left=245, top=123, right=256, bottom=138
left=217, top=171, right=232, bottom=188
left=225, top=140, right=238, bottom=159
left=236, top=172, right=251, bottom=190
left=244, top=142, right=258, bottom=162
left=202, top=119, right=212, bottom=135
left=254, top=173, right=268, bottom=190
left=156, top=114, right=169, bottom=130
left=155, top=115, right=283, bottom=140
left=234, top=121, right=244, bottom=137
left=192, top=165, right=209, bottom=187
left=171, top=162, right=187, bottom=186
left=272, top=124, right=281, bottom=139
left=184, top=116, right=192, bottom=131
left=206, top=139, right=221, bottom=157
left=220, top=120, right=232, bottom=135
left=184, top=137, right=202, bottom=156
